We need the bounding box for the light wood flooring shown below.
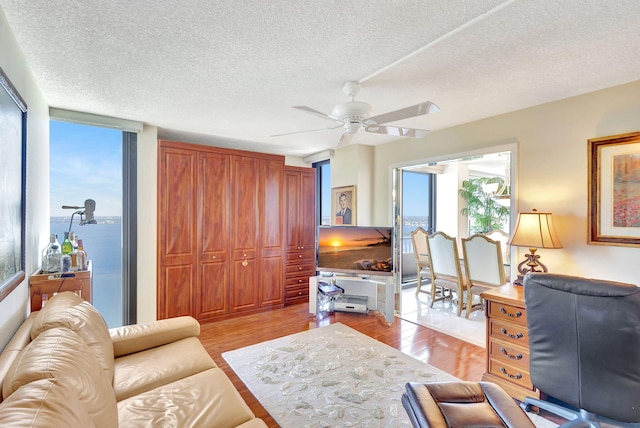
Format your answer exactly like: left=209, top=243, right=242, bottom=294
left=199, top=302, right=486, bottom=427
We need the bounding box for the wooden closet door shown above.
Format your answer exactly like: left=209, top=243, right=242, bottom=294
left=260, top=159, right=284, bottom=306
left=230, top=156, right=260, bottom=312
left=157, top=146, right=197, bottom=319
left=284, top=170, right=302, bottom=252
left=299, top=169, right=317, bottom=250
left=196, top=152, right=230, bottom=319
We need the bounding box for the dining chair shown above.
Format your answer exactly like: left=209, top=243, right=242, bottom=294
left=484, top=229, right=511, bottom=281
left=410, top=227, right=431, bottom=295
left=461, top=234, right=507, bottom=318
left=426, top=231, right=467, bottom=316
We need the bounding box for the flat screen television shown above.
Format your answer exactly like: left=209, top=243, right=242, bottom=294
left=317, top=226, right=393, bottom=276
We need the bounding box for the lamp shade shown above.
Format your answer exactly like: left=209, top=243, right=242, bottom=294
left=508, top=209, right=563, bottom=249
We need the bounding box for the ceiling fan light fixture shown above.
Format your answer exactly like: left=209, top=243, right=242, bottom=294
left=331, top=101, right=372, bottom=121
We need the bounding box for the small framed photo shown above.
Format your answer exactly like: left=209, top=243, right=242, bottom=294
left=588, top=132, right=640, bottom=246
left=331, top=185, right=356, bottom=226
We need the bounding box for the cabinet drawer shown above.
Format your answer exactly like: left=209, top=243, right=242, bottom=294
left=285, top=263, right=316, bottom=275
left=286, top=250, right=315, bottom=262
left=488, top=301, right=527, bottom=325
left=286, top=275, right=311, bottom=287
left=489, top=319, right=529, bottom=347
left=489, top=339, right=530, bottom=370
left=285, top=284, right=309, bottom=299
left=489, top=358, right=534, bottom=390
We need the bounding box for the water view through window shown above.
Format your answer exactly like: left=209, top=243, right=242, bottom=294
left=49, top=121, right=122, bottom=328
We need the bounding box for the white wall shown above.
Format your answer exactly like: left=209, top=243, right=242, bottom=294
left=0, top=10, right=50, bottom=350
left=363, top=81, right=640, bottom=284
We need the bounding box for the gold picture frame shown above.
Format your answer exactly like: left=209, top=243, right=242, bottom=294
left=331, top=185, right=356, bottom=226
left=588, top=131, right=640, bottom=246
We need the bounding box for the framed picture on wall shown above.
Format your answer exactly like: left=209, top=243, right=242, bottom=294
left=0, top=66, right=27, bottom=302
left=332, top=185, right=356, bottom=226
left=588, top=132, right=640, bottom=246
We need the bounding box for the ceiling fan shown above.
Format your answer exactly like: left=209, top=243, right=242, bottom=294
left=272, top=81, right=440, bottom=148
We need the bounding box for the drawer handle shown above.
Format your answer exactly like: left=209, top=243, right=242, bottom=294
left=500, top=367, right=522, bottom=380
left=500, top=328, right=523, bottom=339
left=500, top=347, right=523, bottom=360
left=499, top=307, right=522, bottom=318
left=298, top=267, right=303, bottom=271
left=298, top=254, right=303, bottom=258
left=298, top=291, right=302, bottom=295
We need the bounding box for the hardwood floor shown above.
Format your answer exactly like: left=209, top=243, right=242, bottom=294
left=199, top=302, right=486, bottom=427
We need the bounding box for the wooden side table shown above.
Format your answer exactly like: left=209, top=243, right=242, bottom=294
left=29, top=261, right=93, bottom=312
left=480, top=284, right=539, bottom=402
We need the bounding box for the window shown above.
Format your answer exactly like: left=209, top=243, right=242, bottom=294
left=314, top=160, right=331, bottom=226
left=49, top=120, right=136, bottom=327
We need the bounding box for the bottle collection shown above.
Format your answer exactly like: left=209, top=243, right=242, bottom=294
left=41, top=232, right=88, bottom=273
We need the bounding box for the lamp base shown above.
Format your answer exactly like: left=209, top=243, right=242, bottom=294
left=514, top=248, right=548, bottom=286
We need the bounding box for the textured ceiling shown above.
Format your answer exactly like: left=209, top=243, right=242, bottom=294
left=2, top=0, right=640, bottom=157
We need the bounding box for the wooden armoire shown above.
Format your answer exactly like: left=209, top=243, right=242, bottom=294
left=157, top=140, right=287, bottom=321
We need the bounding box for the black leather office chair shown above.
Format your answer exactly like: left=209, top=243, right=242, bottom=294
left=522, top=273, right=640, bottom=427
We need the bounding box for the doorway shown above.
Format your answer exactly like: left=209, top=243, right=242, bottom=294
left=393, top=147, right=514, bottom=345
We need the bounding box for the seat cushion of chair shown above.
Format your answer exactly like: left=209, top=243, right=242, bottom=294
left=403, top=381, right=535, bottom=428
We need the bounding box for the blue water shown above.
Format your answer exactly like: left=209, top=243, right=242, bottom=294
left=50, top=218, right=122, bottom=328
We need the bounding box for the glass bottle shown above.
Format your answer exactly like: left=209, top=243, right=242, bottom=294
left=69, top=231, right=80, bottom=270
left=61, top=232, right=73, bottom=255
left=41, top=234, right=62, bottom=273
left=76, top=239, right=87, bottom=271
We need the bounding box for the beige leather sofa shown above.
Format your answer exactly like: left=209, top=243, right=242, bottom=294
left=0, top=292, right=267, bottom=427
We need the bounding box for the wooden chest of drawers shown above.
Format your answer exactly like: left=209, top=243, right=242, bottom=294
left=481, top=284, right=539, bottom=402
left=284, top=248, right=315, bottom=304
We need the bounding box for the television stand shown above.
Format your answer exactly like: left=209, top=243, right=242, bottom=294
left=309, top=276, right=395, bottom=325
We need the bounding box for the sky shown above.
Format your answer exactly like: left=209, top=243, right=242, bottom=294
left=49, top=121, right=122, bottom=217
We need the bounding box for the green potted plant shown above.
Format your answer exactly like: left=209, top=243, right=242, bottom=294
left=458, top=177, right=509, bottom=233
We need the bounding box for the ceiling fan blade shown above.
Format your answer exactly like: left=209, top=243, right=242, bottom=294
left=270, top=124, right=342, bottom=138
left=335, top=132, right=355, bottom=148
left=364, top=125, right=430, bottom=138
left=366, top=101, right=440, bottom=126
left=293, top=106, right=339, bottom=122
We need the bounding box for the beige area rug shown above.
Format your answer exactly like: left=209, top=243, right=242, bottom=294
left=399, top=287, right=487, bottom=348
left=222, top=323, right=556, bottom=428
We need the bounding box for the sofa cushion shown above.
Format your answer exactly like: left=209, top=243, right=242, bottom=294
left=118, top=368, right=262, bottom=428
left=113, top=336, right=216, bottom=401
left=0, top=379, right=96, bottom=428
left=30, top=291, right=114, bottom=383
left=3, top=327, right=118, bottom=427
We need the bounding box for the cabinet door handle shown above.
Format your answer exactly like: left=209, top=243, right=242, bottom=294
left=500, top=347, right=523, bottom=360
left=500, top=328, right=523, bottom=339
left=499, top=307, right=522, bottom=318
left=500, top=367, right=522, bottom=380
left=242, top=260, right=249, bottom=267
left=212, top=256, right=216, bottom=259
left=298, top=254, right=303, bottom=258
left=298, top=267, right=303, bottom=271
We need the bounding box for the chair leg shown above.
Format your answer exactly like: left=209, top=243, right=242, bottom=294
left=465, top=291, right=472, bottom=319
left=415, top=271, right=422, bottom=295
left=430, top=282, right=437, bottom=308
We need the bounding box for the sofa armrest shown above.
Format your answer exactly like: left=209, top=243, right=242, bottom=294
left=110, top=316, right=201, bottom=357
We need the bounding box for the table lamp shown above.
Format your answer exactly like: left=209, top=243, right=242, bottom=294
left=508, top=209, right=562, bottom=285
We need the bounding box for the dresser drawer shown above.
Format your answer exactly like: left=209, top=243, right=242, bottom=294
left=286, top=275, right=311, bottom=288
left=488, top=358, right=534, bottom=390
left=489, top=338, right=530, bottom=370
left=488, top=301, right=527, bottom=325
left=285, top=284, right=309, bottom=299
left=286, top=249, right=315, bottom=262
left=285, top=263, right=316, bottom=276
left=489, top=319, right=529, bottom=347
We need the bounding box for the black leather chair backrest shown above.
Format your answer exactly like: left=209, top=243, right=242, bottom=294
left=524, top=273, right=640, bottom=423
